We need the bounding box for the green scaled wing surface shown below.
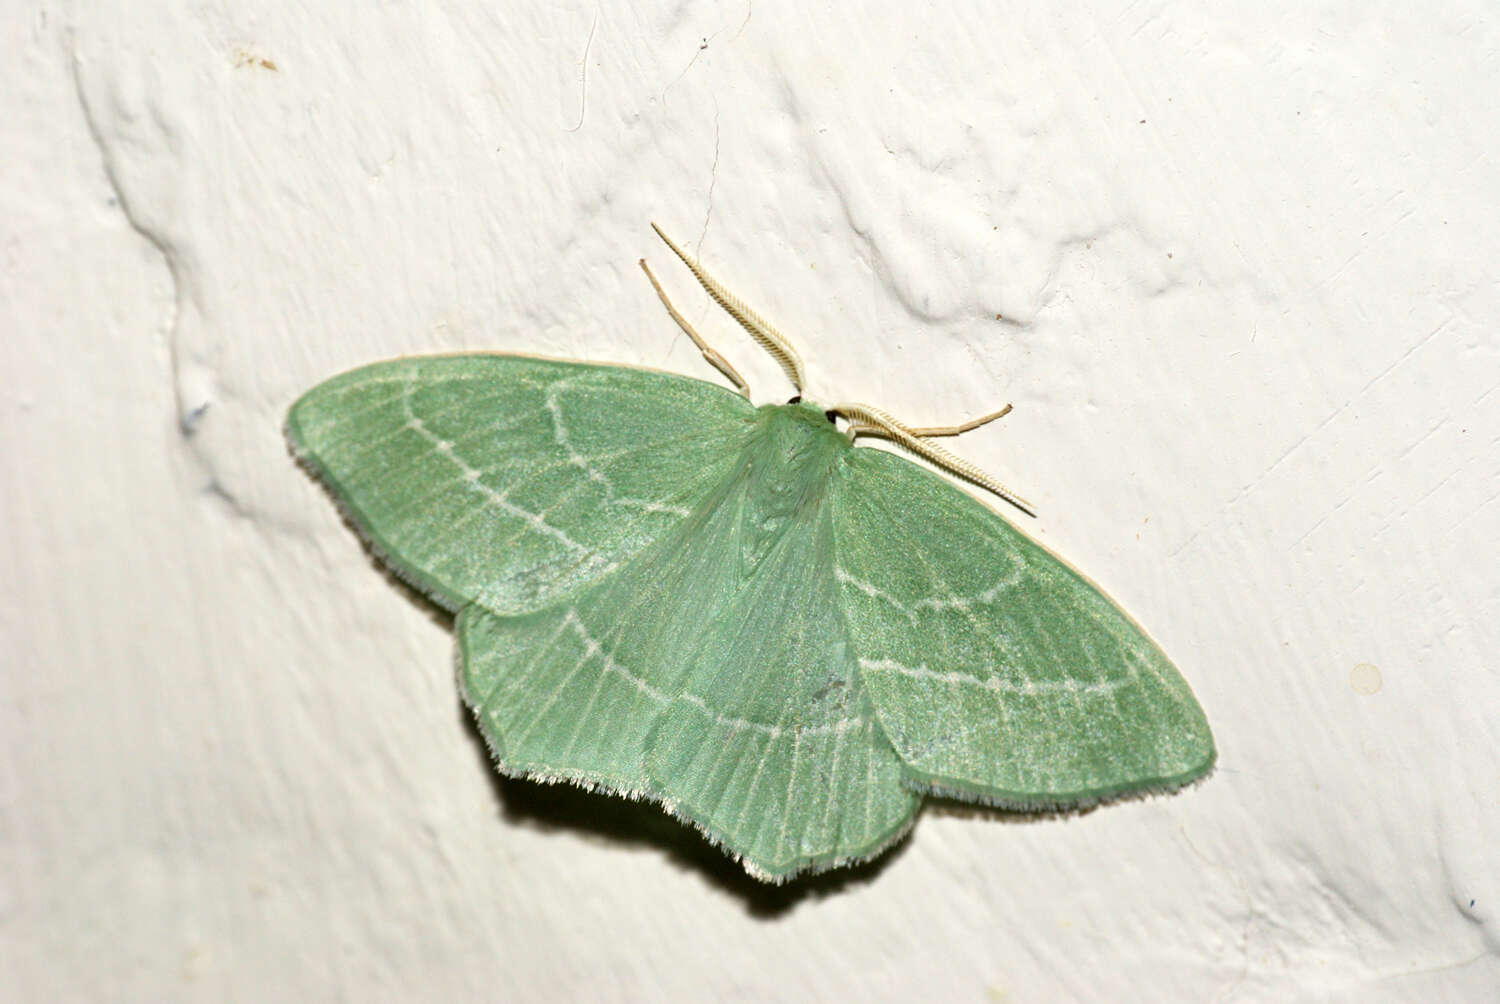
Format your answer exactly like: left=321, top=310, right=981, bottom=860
left=289, top=356, right=1213, bottom=881
left=831, top=447, right=1215, bottom=808
left=286, top=356, right=754, bottom=615
left=287, top=359, right=918, bottom=880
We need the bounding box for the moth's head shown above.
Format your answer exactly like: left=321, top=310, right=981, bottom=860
left=743, top=399, right=848, bottom=515
left=755, top=398, right=848, bottom=456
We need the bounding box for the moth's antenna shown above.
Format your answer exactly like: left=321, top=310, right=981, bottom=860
left=650, top=222, right=807, bottom=393
left=645, top=222, right=1030, bottom=516
left=829, top=401, right=1036, bottom=518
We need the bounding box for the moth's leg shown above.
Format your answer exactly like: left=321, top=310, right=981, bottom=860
left=649, top=222, right=806, bottom=393
left=845, top=404, right=1012, bottom=439
left=831, top=400, right=1034, bottom=517
left=638, top=258, right=751, bottom=397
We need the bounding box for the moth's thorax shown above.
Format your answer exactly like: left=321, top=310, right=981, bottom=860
left=737, top=401, right=848, bottom=528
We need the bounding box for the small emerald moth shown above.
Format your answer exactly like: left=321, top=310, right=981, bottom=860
left=286, top=224, right=1215, bottom=882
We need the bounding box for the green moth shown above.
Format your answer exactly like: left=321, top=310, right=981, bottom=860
left=286, top=225, right=1215, bottom=882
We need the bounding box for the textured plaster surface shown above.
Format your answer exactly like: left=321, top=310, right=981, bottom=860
left=5, top=2, right=1497, bottom=999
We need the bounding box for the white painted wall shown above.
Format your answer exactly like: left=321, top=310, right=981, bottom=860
left=6, top=2, right=1496, bottom=999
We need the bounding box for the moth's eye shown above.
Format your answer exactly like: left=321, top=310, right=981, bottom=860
left=788, top=395, right=802, bottom=404
left=824, top=410, right=838, bottom=425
